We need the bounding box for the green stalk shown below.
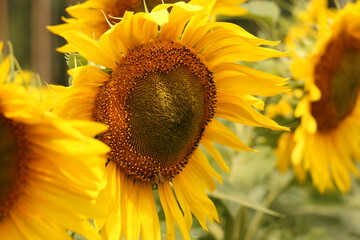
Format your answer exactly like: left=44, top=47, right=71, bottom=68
left=244, top=174, right=292, bottom=240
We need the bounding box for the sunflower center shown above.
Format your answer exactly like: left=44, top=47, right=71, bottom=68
left=127, top=66, right=207, bottom=167
left=311, top=33, right=360, bottom=132
left=0, top=113, right=27, bottom=220
left=94, top=40, right=216, bottom=183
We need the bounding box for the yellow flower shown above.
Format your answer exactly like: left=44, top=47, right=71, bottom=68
left=0, top=46, right=110, bottom=239
left=53, top=1, right=287, bottom=239
left=211, top=0, right=248, bottom=18
left=48, top=0, right=248, bottom=52
left=297, top=0, right=333, bottom=24
left=266, top=94, right=295, bottom=119
left=278, top=0, right=360, bottom=193
left=276, top=132, right=306, bottom=183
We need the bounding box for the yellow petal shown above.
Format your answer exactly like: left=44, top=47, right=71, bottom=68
left=0, top=56, right=11, bottom=83
left=139, top=184, right=161, bottom=240
left=28, top=200, right=102, bottom=240
left=173, top=172, right=218, bottom=230
left=159, top=2, right=202, bottom=41
left=214, top=62, right=289, bottom=96
left=60, top=31, right=116, bottom=69
left=97, top=164, right=122, bottom=240
left=158, top=183, right=190, bottom=240
left=202, top=139, right=230, bottom=172
left=204, top=119, right=255, bottom=151
left=204, top=44, right=287, bottom=66
left=69, top=65, right=109, bottom=87
left=124, top=183, right=141, bottom=240
left=193, top=149, right=222, bottom=184
left=10, top=209, right=71, bottom=240
left=216, top=94, right=289, bottom=131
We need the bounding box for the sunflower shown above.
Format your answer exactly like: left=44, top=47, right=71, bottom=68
left=0, top=45, right=110, bottom=239
left=48, top=0, right=248, bottom=52
left=277, top=0, right=360, bottom=193
left=52, top=0, right=288, bottom=239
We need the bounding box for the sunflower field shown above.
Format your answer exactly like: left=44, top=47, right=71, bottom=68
left=1, top=0, right=360, bottom=239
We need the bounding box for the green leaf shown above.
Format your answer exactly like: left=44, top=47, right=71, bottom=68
left=66, top=53, right=89, bottom=69
left=211, top=190, right=284, bottom=218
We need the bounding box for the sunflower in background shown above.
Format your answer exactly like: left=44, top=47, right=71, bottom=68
left=211, top=0, right=248, bottom=18
left=47, top=0, right=248, bottom=52
left=276, top=0, right=360, bottom=193
left=0, top=43, right=110, bottom=239
left=51, top=0, right=288, bottom=239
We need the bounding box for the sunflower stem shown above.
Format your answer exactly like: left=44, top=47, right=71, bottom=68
left=243, top=173, right=293, bottom=240
left=243, top=191, right=276, bottom=240
left=223, top=206, right=247, bottom=240
left=238, top=206, right=247, bottom=240
left=223, top=205, right=233, bottom=240
left=143, top=0, right=149, bottom=13
left=6, top=41, right=16, bottom=82
left=6, top=41, right=28, bottom=86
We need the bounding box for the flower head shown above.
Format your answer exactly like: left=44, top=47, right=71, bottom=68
left=277, top=0, right=360, bottom=193
left=53, top=0, right=288, bottom=239
left=0, top=43, right=110, bottom=239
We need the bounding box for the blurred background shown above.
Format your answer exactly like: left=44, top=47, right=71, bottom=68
left=0, top=0, right=82, bottom=85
